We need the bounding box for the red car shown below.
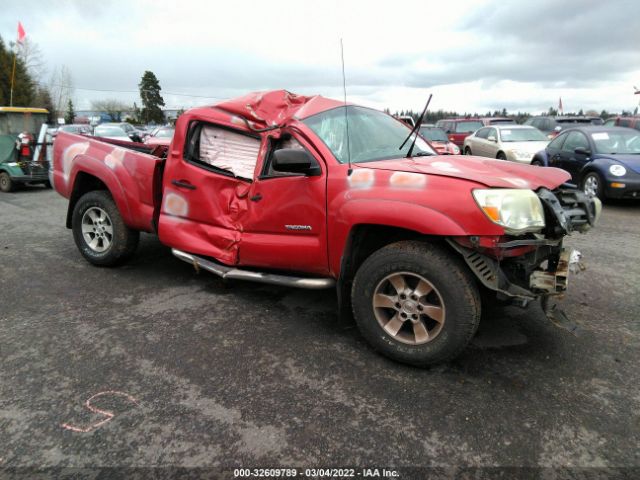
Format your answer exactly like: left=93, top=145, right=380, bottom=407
left=51, top=90, right=599, bottom=366
left=418, top=125, right=460, bottom=154
left=144, top=126, right=175, bottom=147
left=603, top=116, right=640, bottom=131
left=435, top=118, right=484, bottom=147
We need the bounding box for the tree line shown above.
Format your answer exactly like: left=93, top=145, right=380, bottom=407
left=1, top=34, right=167, bottom=125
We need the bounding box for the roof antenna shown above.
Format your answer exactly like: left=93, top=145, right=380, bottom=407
left=340, top=38, right=352, bottom=175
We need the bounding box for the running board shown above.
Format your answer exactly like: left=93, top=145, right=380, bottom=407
left=171, top=249, right=336, bottom=290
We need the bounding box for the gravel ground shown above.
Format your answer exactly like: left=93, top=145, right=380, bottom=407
left=1, top=187, right=639, bottom=478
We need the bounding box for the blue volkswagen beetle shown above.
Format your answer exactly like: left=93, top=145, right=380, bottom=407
left=531, top=126, right=640, bottom=200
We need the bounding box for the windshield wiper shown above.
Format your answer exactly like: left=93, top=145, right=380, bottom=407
left=399, top=94, right=433, bottom=158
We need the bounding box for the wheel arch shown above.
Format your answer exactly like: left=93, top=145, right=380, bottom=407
left=66, top=169, right=131, bottom=229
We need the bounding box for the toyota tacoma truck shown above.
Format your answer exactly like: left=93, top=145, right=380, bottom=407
left=51, top=90, right=601, bottom=366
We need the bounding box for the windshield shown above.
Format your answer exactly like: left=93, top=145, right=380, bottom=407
left=591, top=131, right=640, bottom=154
left=156, top=128, right=175, bottom=138
left=419, top=127, right=448, bottom=142
left=95, top=126, right=127, bottom=137
left=500, top=128, right=548, bottom=142
left=0, top=112, right=48, bottom=135
left=455, top=121, right=483, bottom=133
left=303, top=106, right=435, bottom=163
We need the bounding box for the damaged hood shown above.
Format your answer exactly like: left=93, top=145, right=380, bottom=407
left=357, top=155, right=571, bottom=190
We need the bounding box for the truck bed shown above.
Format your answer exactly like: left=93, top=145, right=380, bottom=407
left=52, top=132, right=166, bottom=232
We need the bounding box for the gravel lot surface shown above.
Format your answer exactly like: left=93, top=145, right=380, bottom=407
left=1, top=188, right=639, bottom=477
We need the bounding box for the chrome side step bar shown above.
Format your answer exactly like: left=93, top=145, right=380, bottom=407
left=172, top=249, right=336, bottom=290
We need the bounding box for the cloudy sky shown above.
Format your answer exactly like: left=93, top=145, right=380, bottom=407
left=2, top=0, right=639, bottom=114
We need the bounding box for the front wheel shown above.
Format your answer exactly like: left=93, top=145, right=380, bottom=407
left=351, top=241, right=481, bottom=367
left=72, top=190, right=139, bottom=266
left=464, top=147, right=472, bottom=155
left=581, top=172, right=604, bottom=199
left=531, top=159, right=543, bottom=166
left=497, top=152, right=507, bottom=160
left=0, top=172, right=14, bottom=192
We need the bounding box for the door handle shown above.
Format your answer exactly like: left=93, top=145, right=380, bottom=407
left=250, top=193, right=263, bottom=202
left=171, top=179, right=196, bottom=190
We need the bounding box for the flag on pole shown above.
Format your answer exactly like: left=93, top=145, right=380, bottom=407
left=558, top=97, right=563, bottom=115
left=17, top=22, right=26, bottom=44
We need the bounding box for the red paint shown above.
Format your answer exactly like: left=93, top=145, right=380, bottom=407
left=53, top=90, right=571, bottom=279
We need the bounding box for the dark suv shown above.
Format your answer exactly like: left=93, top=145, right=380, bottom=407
left=524, top=116, right=603, bottom=138
left=435, top=118, right=484, bottom=147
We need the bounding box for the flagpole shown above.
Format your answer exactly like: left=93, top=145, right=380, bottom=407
left=10, top=49, right=17, bottom=107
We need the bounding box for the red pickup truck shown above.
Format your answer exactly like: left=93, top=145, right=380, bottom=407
left=52, top=90, right=601, bottom=366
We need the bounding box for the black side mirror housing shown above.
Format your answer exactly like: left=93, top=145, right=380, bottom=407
left=574, top=147, right=591, bottom=156
left=272, top=149, right=320, bottom=176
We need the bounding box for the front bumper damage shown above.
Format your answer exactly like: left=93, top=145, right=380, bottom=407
left=449, top=187, right=600, bottom=334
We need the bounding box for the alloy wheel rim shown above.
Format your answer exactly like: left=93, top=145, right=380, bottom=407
left=372, top=271, right=446, bottom=345
left=81, top=207, right=113, bottom=253
left=584, top=176, right=599, bottom=197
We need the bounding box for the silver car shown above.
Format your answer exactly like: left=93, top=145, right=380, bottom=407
left=463, top=125, right=549, bottom=163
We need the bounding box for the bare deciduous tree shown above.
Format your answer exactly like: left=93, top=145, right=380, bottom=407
left=91, top=99, right=131, bottom=122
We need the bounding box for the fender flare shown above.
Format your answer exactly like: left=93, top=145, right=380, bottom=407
left=66, top=155, right=133, bottom=227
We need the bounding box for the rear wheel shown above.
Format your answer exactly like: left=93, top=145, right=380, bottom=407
left=72, top=190, right=139, bottom=266
left=351, top=241, right=481, bottom=367
left=582, top=172, right=604, bottom=199
left=497, top=152, right=507, bottom=160
left=0, top=172, right=14, bottom=192
left=464, top=147, right=472, bottom=155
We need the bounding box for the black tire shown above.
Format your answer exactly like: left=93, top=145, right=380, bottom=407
left=464, top=147, right=472, bottom=155
left=0, top=172, right=14, bottom=192
left=72, top=190, right=139, bottom=267
left=581, top=171, right=604, bottom=200
left=43, top=180, right=52, bottom=189
left=351, top=241, right=481, bottom=367
left=496, top=152, right=507, bottom=160
left=531, top=159, right=543, bottom=166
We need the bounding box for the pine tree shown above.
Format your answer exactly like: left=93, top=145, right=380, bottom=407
left=138, top=71, right=165, bottom=124
left=64, top=99, right=75, bottom=124
left=0, top=35, right=36, bottom=106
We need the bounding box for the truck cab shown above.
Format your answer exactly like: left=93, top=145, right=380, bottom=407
left=0, top=107, right=50, bottom=192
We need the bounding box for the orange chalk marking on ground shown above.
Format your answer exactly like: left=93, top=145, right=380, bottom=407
left=61, top=391, right=138, bottom=433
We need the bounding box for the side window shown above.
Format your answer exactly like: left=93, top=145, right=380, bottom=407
left=475, top=128, right=489, bottom=139
left=487, top=128, right=497, bottom=140
left=543, top=119, right=554, bottom=131
left=548, top=133, right=566, bottom=150
left=561, top=131, right=589, bottom=152
left=261, top=135, right=318, bottom=178
left=185, top=123, right=261, bottom=180
left=618, top=119, right=631, bottom=127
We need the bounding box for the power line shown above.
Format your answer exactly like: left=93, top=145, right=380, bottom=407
left=39, top=81, right=228, bottom=100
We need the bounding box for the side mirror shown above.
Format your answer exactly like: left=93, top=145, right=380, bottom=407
left=272, top=149, right=320, bottom=176
left=574, top=147, right=591, bottom=156
left=487, top=135, right=497, bottom=142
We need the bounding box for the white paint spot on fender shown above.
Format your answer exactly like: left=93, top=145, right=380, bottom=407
left=164, top=192, right=189, bottom=216
left=431, top=161, right=461, bottom=173
left=390, top=171, right=427, bottom=189
left=105, top=147, right=127, bottom=170
left=62, top=142, right=90, bottom=183
left=348, top=169, right=375, bottom=189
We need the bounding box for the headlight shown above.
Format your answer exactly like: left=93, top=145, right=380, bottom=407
left=609, top=164, right=626, bottom=176
left=510, top=150, right=531, bottom=160
left=451, top=144, right=460, bottom=154
left=473, top=189, right=545, bottom=234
